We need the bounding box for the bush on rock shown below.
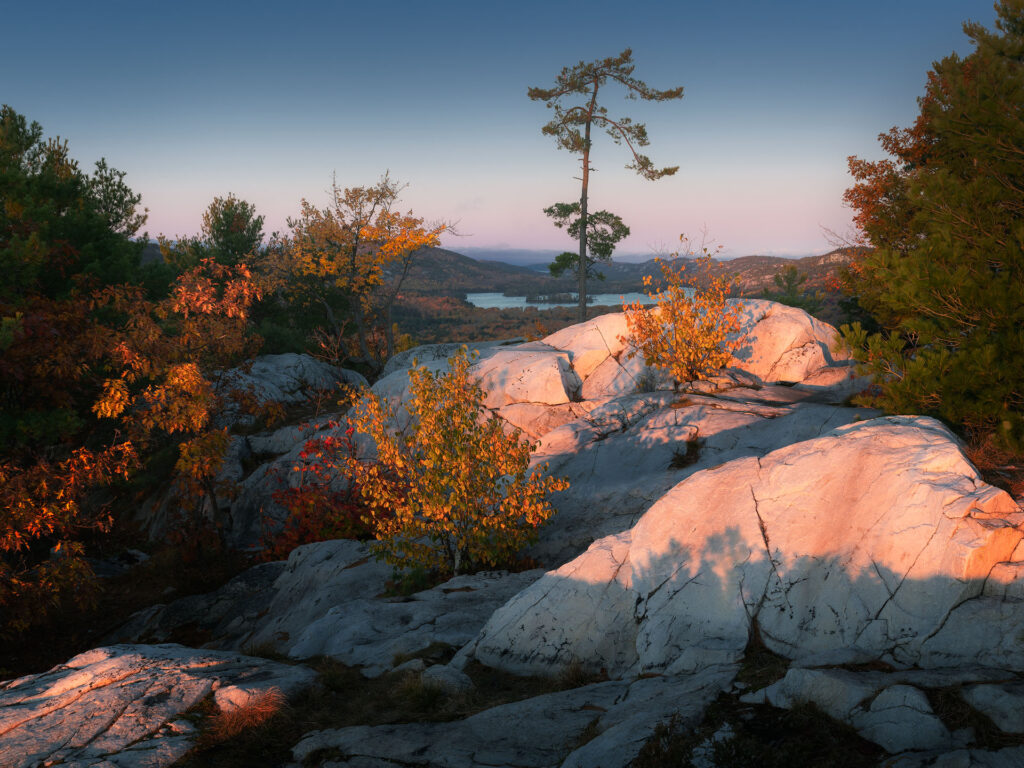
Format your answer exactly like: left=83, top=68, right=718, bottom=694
left=348, top=347, right=568, bottom=576
left=623, top=236, right=745, bottom=384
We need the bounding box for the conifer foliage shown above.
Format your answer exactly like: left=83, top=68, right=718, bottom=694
left=529, top=50, right=683, bottom=322
left=841, top=2, right=1024, bottom=446
left=0, top=107, right=263, bottom=635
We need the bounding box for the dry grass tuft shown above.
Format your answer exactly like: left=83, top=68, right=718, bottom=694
left=206, top=688, right=287, bottom=743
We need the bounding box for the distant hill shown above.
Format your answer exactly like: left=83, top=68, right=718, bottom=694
left=400, top=246, right=864, bottom=298
left=397, top=247, right=558, bottom=295
left=142, top=240, right=863, bottom=299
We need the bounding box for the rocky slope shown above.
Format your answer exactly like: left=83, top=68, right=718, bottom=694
left=5, top=300, right=1024, bottom=768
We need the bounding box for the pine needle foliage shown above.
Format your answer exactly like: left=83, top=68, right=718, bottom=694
left=840, top=1, right=1024, bottom=447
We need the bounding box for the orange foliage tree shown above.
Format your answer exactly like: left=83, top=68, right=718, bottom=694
left=1, top=106, right=265, bottom=635
left=623, top=237, right=745, bottom=384
left=282, top=174, right=449, bottom=369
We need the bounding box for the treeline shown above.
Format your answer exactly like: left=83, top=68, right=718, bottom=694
left=0, top=109, right=446, bottom=638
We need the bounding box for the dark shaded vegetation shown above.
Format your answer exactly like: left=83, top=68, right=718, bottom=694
left=0, top=531, right=253, bottom=680
left=176, top=654, right=607, bottom=768
left=631, top=698, right=885, bottom=768
left=630, top=632, right=880, bottom=767
left=838, top=1, right=1024, bottom=451
left=632, top=632, right=882, bottom=768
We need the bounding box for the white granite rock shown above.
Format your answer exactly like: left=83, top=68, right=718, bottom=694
left=526, top=387, right=878, bottom=566
left=219, top=353, right=366, bottom=408
left=378, top=339, right=522, bottom=378
left=215, top=540, right=547, bottom=677
left=539, top=301, right=848, bottom=397
left=0, top=644, right=314, bottom=768
left=472, top=347, right=582, bottom=407
left=793, top=362, right=871, bottom=403
left=962, top=681, right=1024, bottom=733
left=745, top=666, right=1022, bottom=755
left=542, top=313, right=631, bottom=380
left=291, top=664, right=736, bottom=768
left=885, top=746, right=1024, bottom=767
left=462, top=416, right=1024, bottom=678
left=852, top=684, right=952, bottom=753
left=728, top=299, right=849, bottom=383
left=421, top=664, right=474, bottom=694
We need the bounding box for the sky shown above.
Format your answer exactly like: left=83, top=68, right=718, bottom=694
left=1, top=0, right=998, bottom=260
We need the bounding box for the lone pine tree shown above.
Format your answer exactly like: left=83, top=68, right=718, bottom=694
left=529, top=49, right=683, bottom=322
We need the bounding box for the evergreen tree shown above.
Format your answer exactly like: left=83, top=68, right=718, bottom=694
left=529, top=50, right=683, bottom=322
left=543, top=203, right=629, bottom=280
left=841, top=1, right=1024, bottom=446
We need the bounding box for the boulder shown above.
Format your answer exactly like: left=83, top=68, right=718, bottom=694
left=471, top=347, right=582, bottom=407
left=746, top=666, right=1018, bottom=755
left=218, top=352, right=366, bottom=410
left=886, top=747, right=1024, bottom=767
left=106, top=560, right=286, bottom=647
left=525, top=387, right=879, bottom=565
left=421, top=664, right=474, bottom=694
left=379, top=339, right=522, bottom=378
left=535, top=301, right=848, bottom=398
left=153, top=540, right=546, bottom=678
left=961, top=681, right=1024, bottom=733
left=461, top=416, right=1024, bottom=678
left=728, top=299, right=849, bottom=383
left=0, top=644, right=314, bottom=768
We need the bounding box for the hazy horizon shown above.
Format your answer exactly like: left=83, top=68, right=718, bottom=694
left=3, top=1, right=996, bottom=259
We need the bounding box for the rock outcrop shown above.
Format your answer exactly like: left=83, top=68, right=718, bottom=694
left=292, top=664, right=737, bottom=768
left=187, top=301, right=866, bottom=551
left=114, top=539, right=546, bottom=679
left=460, top=416, right=1024, bottom=678
left=17, top=302, right=1024, bottom=768
left=0, top=645, right=314, bottom=768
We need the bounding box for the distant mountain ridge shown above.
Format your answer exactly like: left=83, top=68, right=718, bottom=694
left=403, top=246, right=863, bottom=297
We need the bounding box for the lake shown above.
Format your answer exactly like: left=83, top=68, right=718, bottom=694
left=465, top=292, right=658, bottom=310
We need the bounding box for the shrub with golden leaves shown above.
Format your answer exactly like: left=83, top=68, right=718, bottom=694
left=347, top=348, right=568, bottom=576
left=623, top=237, right=745, bottom=384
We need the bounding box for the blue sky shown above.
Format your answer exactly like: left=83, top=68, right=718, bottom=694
left=1, top=1, right=997, bottom=259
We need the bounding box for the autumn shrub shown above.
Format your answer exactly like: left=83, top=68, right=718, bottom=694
left=0, top=444, right=136, bottom=635
left=1, top=105, right=265, bottom=635
left=261, top=424, right=375, bottom=561
left=347, top=347, right=568, bottom=576
left=623, top=237, right=745, bottom=384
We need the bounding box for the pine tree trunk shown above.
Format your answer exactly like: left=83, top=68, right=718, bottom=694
left=577, top=88, right=598, bottom=324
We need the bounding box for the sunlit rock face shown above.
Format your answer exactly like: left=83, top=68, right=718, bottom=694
left=523, top=387, right=878, bottom=565
left=223, top=301, right=864, bottom=552
left=461, top=416, right=1024, bottom=678
left=0, top=645, right=314, bottom=768
left=540, top=300, right=852, bottom=398
left=727, top=299, right=851, bottom=383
